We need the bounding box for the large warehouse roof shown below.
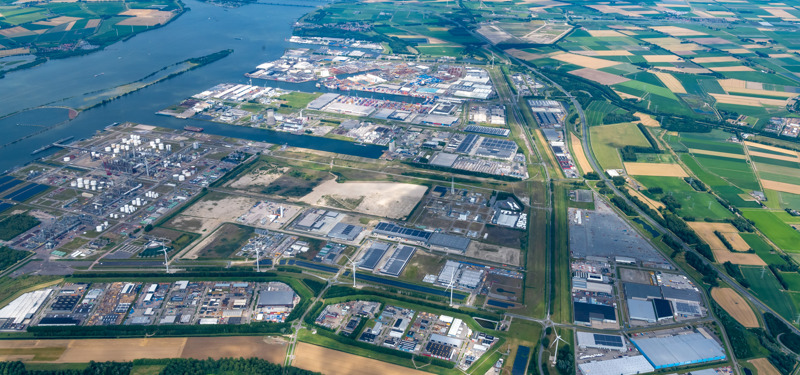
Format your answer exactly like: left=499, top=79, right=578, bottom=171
left=574, top=302, right=616, bottom=324
left=577, top=331, right=626, bottom=351
left=623, top=282, right=661, bottom=300
left=578, top=356, right=654, bottom=375
left=632, top=332, right=726, bottom=369
left=660, top=286, right=701, bottom=303
left=627, top=299, right=656, bottom=323
left=429, top=233, right=470, bottom=252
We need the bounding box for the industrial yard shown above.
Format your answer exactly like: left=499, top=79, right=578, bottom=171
left=0, top=280, right=298, bottom=330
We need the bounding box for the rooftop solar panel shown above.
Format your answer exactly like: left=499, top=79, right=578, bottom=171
left=593, top=334, right=624, bottom=347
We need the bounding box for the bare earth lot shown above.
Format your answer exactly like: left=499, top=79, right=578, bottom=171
left=299, top=180, right=427, bottom=219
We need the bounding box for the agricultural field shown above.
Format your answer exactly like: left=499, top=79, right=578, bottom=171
left=635, top=176, right=733, bottom=220
left=741, top=265, right=796, bottom=321
left=504, top=0, right=800, bottom=129
left=711, top=287, right=759, bottom=328
left=0, top=0, right=183, bottom=66
left=589, top=122, right=651, bottom=169
left=742, top=209, right=800, bottom=252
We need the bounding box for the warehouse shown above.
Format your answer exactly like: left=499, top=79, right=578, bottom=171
left=653, top=298, right=673, bottom=321
left=660, top=286, right=701, bottom=304
left=578, top=356, right=654, bottom=375
left=474, top=138, right=518, bottom=160
left=576, top=332, right=627, bottom=352
left=256, top=290, right=296, bottom=309
left=428, top=233, right=470, bottom=253
left=627, top=299, right=656, bottom=323
left=326, top=222, right=363, bottom=242
left=429, top=152, right=459, bottom=168
left=380, top=245, right=416, bottom=277
left=574, top=302, right=616, bottom=325
left=373, top=222, right=432, bottom=243
left=325, top=102, right=376, bottom=117
left=0, top=289, right=52, bottom=324
left=359, top=242, right=391, bottom=270
left=623, top=282, right=661, bottom=300
left=572, top=278, right=613, bottom=294
left=631, top=332, right=726, bottom=369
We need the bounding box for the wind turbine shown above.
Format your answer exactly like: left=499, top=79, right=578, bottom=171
left=445, top=265, right=457, bottom=306
left=550, top=329, right=568, bottom=365
left=162, top=244, right=170, bottom=274
left=341, top=254, right=358, bottom=287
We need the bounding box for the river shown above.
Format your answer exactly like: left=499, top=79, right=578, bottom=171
left=0, top=0, right=386, bottom=171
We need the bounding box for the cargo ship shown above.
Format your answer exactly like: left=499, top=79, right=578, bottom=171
left=183, top=126, right=204, bottom=132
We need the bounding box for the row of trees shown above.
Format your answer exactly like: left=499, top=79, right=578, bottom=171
left=0, top=358, right=320, bottom=375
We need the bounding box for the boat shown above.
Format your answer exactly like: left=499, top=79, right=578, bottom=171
left=183, top=126, right=204, bottom=132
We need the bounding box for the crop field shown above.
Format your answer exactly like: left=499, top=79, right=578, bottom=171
left=589, top=122, right=651, bottom=169
left=711, top=287, right=759, bottom=328
left=749, top=358, right=781, bottom=375
left=741, top=265, right=796, bottom=320
left=293, top=342, right=428, bottom=375
left=742, top=209, right=800, bottom=252
left=624, top=162, right=687, bottom=177
left=688, top=222, right=764, bottom=265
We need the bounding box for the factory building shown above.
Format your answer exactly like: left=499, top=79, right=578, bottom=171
left=359, top=242, right=392, bottom=270
left=576, top=332, right=627, bottom=352
left=631, top=331, right=726, bottom=369
left=256, top=290, right=296, bottom=310
left=574, top=302, right=616, bottom=326
left=627, top=299, right=656, bottom=323
left=326, top=222, right=363, bottom=242
left=623, top=282, right=661, bottom=300
left=373, top=222, right=470, bottom=253
left=578, top=356, right=654, bottom=375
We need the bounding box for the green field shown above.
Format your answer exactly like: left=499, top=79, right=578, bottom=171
left=781, top=272, right=800, bottom=292
left=742, top=209, right=800, bottom=252
left=590, top=122, right=651, bottom=169
left=635, top=176, right=733, bottom=220
left=691, top=154, right=760, bottom=192
left=741, top=265, right=796, bottom=321
left=741, top=233, right=788, bottom=266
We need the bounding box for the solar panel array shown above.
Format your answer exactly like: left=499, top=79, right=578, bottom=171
left=381, top=245, right=416, bottom=276
left=593, top=333, right=624, bottom=347
left=455, top=134, right=479, bottom=154
left=464, top=125, right=510, bottom=137
left=4, top=183, right=49, bottom=202
left=374, top=222, right=432, bottom=242
left=359, top=242, right=391, bottom=270
left=479, top=138, right=517, bottom=151
left=0, top=179, right=23, bottom=194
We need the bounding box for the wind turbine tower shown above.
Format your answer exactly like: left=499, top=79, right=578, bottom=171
left=162, top=245, right=170, bottom=274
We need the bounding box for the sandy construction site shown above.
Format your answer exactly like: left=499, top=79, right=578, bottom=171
left=169, top=194, right=258, bottom=233
left=227, top=167, right=289, bottom=190
left=299, top=180, right=427, bottom=219
left=711, top=288, right=758, bottom=328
